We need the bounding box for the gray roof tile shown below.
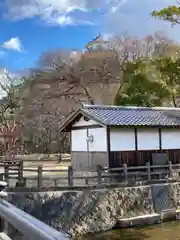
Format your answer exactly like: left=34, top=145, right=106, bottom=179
left=81, top=105, right=180, bottom=126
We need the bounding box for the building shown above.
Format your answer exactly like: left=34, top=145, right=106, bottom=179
left=60, top=105, right=180, bottom=170
left=80, top=34, right=120, bottom=105
left=83, top=33, right=115, bottom=59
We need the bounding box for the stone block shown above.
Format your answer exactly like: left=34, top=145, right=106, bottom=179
left=160, top=208, right=176, bottom=221
left=118, top=214, right=161, bottom=228
left=72, top=151, right=108, bottom=170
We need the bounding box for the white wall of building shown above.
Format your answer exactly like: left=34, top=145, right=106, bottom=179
left=88, top=128, right=107, bottom=152
left=110, top=128, right=160, bottom=151
left=72, top=117, right=107, bottom=152
left=71, top=129, right=87, bottom=151
left=71, top=115, right=180, bottom=152
left=137, top=129, right=159, bottom=150
left=110, top=129, right=135, bottom=151
left=71, top=127, right=107, bottom=152
left=162, top=129, right=180, bottom=149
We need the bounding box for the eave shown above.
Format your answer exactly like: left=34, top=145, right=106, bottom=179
left=59, top=108, right=106, bottom=132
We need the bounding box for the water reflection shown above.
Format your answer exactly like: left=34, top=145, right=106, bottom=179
left=74, top=222, right=180, bottom=240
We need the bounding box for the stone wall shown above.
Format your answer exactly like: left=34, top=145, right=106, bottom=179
left=8, top=183, right=180, bottom=238
left=72, top=151, right=108, bottom=170
left=9, top=186, right=154, bottom=237
left=168, top=182, right=180, bottom=208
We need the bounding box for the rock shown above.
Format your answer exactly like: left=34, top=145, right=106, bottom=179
left=9, top=186, right=154, bottom=237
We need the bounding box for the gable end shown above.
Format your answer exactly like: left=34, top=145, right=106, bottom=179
left=59, top=109, right=105, bottom=132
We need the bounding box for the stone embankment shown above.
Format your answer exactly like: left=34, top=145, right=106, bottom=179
left=8, top=182, right=180, bottom=237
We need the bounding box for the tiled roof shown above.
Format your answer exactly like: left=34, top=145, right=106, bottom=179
left=81, top=105, right=180, bottom=126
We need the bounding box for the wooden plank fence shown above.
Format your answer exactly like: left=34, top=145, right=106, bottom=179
left=1, top=161, right=180, bottom=188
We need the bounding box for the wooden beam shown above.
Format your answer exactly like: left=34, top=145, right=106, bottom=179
left=71, top=125, right=103, bottom=130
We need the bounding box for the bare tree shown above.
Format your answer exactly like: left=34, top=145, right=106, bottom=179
left=0, top=70, right=25, bottom=158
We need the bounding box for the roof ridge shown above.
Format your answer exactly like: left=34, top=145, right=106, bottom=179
left=82, top=104, right=180, bottom=110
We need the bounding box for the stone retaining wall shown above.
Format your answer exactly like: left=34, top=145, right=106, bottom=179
left=8, top=186, right=154, bottom=237
left=7, top=182, right=180, bottom=237
left=168, top=182, right=180, bottom=208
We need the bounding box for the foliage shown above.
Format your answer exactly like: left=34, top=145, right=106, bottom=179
left=150, top=3, right=180, bottom=106
left=152, top=4, right=180, bottom=25
left=114, top=59, right=171, bottom=107
left=153, top=56, right=180, bottom=107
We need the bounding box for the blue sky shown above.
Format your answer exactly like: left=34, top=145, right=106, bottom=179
left=0, top=0, right=180, bottom=73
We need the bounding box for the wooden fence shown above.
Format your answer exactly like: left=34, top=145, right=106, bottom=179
left=0, top=161, right=22, bottom=183
left=1, top=161, right=180, bottom=189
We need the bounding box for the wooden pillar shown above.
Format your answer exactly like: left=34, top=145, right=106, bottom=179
left=158, top=128, right=162, bottom=151
left=134, top=128, right=138, bottom=165
left=106, top=126, right=111, bottom=167
left=86, top=128, right=89, bottom=152
left=86, top=128, right=90, bottom=168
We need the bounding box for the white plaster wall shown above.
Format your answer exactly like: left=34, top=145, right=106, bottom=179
left=162, top=129, right=180, bottom=149
left=110, top=129, right=135, bottom=151
left=137, top=129, right=159, bottom=150
left=73, top=116, right=98, bottom=127
left=71, top=129, right=87, bottom=151
left=88, top=128, right=107, bottom=152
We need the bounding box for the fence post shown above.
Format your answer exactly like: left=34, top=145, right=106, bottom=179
left=169, top=161, right=173, bottom=178
left=18, top=161, right=24, bottom=182
left=37, top=166, right=43, bottom=188
left=146, top=162, right=151, bottom=181
left=68, top=166, right=73, bottom=186
left=85, top=178, right=89, bottom=185
left=54, top=179, right=57, bottom=188
left=96, top=165, right=102, bottom=185
left=4, top=166, right=9, bottom=185
left=123, top=163, right=128, bottom=184
left=0, top=173, right=4, bottom=181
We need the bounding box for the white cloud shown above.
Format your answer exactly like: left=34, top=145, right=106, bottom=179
left=109, top=0, right=128, bottom=13
left=104, top=0, right=180, bottom=38
left=4, top=0, right=180, bottom=40
left=2, top=37, right=22, bottom=52
left=5, top=0, right=92, bottom=25
left=4, top=0, right=126, bottom=26
left=48, top=15, right=74, bottom=25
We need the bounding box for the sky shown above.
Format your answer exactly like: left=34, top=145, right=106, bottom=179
left=0, top=0, right=180, bottom=73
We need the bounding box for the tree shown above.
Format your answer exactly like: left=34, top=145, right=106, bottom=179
left=153, top=55, right=180, bottom=107
left=114, top=58, right=171, bottom=107
left=32, top=48, right=120, bottom=105
left=32, top=32, right=175, bottom=104
left=18, top=69, right=72, bottom=153
left=152, top=4, right=180, bottom=25
left=0, top=69, right=25, bottom=158
left=151, top=5, right=180, bottom=107
left=110, top=32, right=173, bottom=61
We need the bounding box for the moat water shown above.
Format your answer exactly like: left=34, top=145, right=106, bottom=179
left=75, top=222, right=180, bottom=240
